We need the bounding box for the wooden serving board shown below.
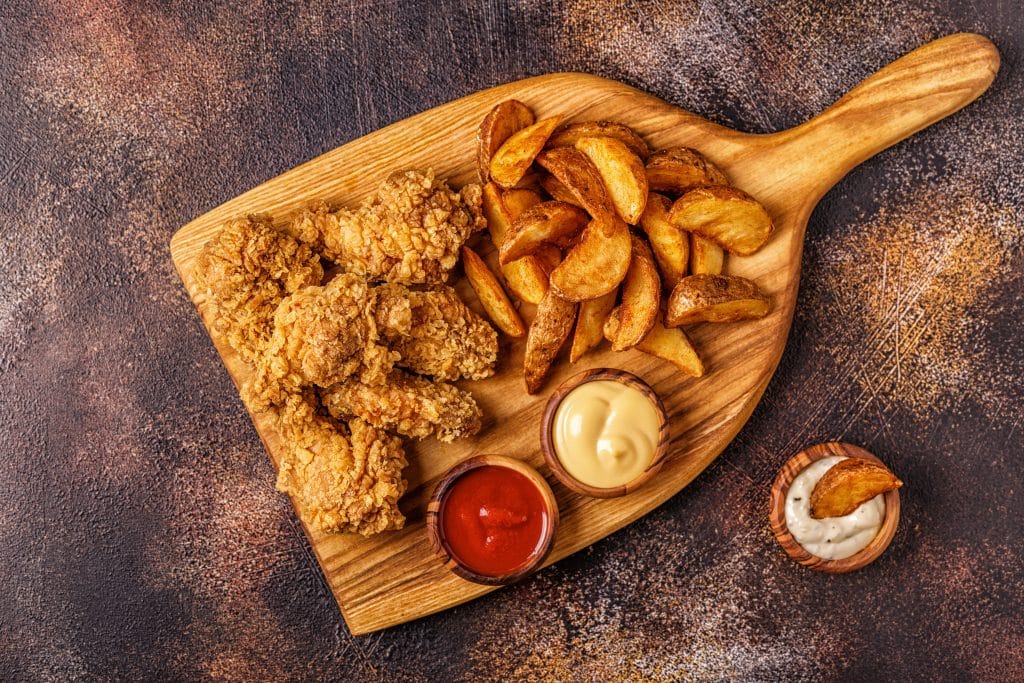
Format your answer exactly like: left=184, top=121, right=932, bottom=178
left=170, top=34, right=997, bottom=634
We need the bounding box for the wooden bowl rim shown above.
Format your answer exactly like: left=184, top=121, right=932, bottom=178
left=540, top=368, right=670, bottom=499
left=768, top=441, right=901, bottom=574
left=426, top=454, right=560, bottom=586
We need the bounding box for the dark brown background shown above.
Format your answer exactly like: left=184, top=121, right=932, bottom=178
left=1, top=1, right=1021, bottom=681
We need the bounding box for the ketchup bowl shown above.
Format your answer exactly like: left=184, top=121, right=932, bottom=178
left=541, top=368, right=670, bottom=499
left=426, top=455, right=559, bottom=586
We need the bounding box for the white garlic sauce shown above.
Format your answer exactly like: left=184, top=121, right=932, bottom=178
left=785, top=456, right=885, bottom=560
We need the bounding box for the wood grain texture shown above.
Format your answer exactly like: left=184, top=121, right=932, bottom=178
left=169, top=33, right=997, bottom=634
left=768, top=442, right=901, bottom=573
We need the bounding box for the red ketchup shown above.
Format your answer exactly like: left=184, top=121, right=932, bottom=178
left=440, top=465, right=549, bottom=577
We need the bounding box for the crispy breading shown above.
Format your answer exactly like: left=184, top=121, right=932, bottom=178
left=376, top=284, right=498, bottom=381
left=291, top=169, right=485, bottom=284
left=274, top=391, right=407, bottom=536
left=192, top=172, right=496, bottom=538
left=321, top=370, right=482, bottom=443
left=192, top=216, right=323, bottom=363
left=243, top=274, right=398, bottom=411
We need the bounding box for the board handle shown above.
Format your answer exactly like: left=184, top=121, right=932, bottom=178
left=761, top=33, right=999, bottom=203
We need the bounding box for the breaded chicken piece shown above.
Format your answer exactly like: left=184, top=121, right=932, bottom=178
left=244, top=274, right=397, bottom=411
left=192, top=216, right=323, bottom=363
left=321, top=370, right=482, bottom=443
left=291, top=170, right=485, bottom=284
left=275, top=391, right=407, bottom=535
left=376, top=284, right=498, bottom=381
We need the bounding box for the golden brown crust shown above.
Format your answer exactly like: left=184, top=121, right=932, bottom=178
left=321, top=371, right=482, bottom=443
left=524, top=290, right=577, bottom=394
left=243, top=274, right=398, bottom=412
left=810, top=458, right=903, bottom=519
left=191, top=216, right=323, bottom=363
left=193, top=171, right=497, bottom=538
left=296, top=170, right=485, bottom=284
left=666, top=274, right=771, bottom=326
left=377, top=285, right=498, bottom=381
left=274, top=391, right=407, bottom=536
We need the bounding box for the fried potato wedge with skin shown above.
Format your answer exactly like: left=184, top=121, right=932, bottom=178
left=689, top=233, right=725, bottom=275
left=810, top=458, right=903, bottom=519
left=536, top=147, right=617, bottom=220
left=513, top=171, right=544, bottom=193
left=490, top=116, right=564, bottom=189
left=604, top=309, right=704, bottom=377
left=500, top=201, right=589, bottom=265
left=535, top=244, right=562, bottom=275
left=535, top=243, right=562, bottom=275
left=540, top=175, right=585, bottom=209
left=610, top=236, right=660, bottom=351
left=547, top=120, right=650, bottom=160
left=461, top=246, right=526, bottom=338
left=477, top=100, right=535, bottom=183
left=570, top=289, right=617, bottom=362
left=482, top=182, right=548, bottom=304
left=501, top=187, right=543, bottom=217
left=639, top=192, right=688, bottom=285
left=669, top=185, right=774, bottom=255
left=549, top=213, right=632, bottom=302
left=666, top=274, right=770, bottom=326
left=645, top=147, right=729, bottom=195
left=524, top=290, right=578, bottom=394
left=575, top=136, right=649, bottom=224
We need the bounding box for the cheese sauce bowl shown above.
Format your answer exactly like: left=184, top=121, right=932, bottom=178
left=427, top=455, right=559, bottom=586
left=769, top=442, right=901, bottom=573
left=541, top=368, right=670, bottom=498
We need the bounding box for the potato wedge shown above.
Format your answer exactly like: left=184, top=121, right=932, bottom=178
left=575, top=136, right=649, bottom=224
left=569, top=289, right=617, bottom=362
left=512, top=171, right=544, bottom=193
left=547, top=120, right=650, bottom=160
left=524, top=290, right=577, bottom=394
left=490, top=115, right=563, bottom=188
left=669, top=186, right=774, bottom=255
left=604, top=309, right=703, bottom=377
left=810, top=458, right=903, bottom=519
left=535, top=244, right=562, bottom=275
left=666, top=274, right=770, bottom=326
left=500, top=201, right=588, bottom=265
left=477, top=100, right=535, bottom=183
left=689, top=233, right=725, bottom=275
left=461, top=246, right=526, bottom=338
left=549, top=213, right=631, bottom=302
left=502, top=187, right=543, bottom=217
left=539, top=174, right=585, bottom=209
left=645, top=147, right=729, bottom=195
left=535, top=147, right=617, bottom=220
left=609, top=235, right=660, bottom=351
left=481, top=182, right=548, bottom=304
left=639, top=191, right=688, bottom=285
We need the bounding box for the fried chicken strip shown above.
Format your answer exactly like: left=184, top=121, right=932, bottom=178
left=376, top=284, right=499, bottom=381
left=192, top=216, right=323, bottom=363
left=275, top=390, right=407, bottom=536
left=243, top=274, right=397, bottom=411
left=321, top=370, right=482, bottom=443
left=290, top=170, right=485, bottom=284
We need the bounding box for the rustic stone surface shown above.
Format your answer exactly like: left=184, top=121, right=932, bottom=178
left=1, top=1, right=1020, bottom=680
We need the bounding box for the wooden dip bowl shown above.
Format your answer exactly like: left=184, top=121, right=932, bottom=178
left=426, top=454, right=559, bottom=586
left=541, top=368, right=670, bottom=499
left=769, top=442, right=901, bottom=573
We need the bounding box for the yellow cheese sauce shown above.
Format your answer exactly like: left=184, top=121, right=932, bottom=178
left=785, top=456, right=885, bottom=560
left=552, top=380, right=661, bottom=488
